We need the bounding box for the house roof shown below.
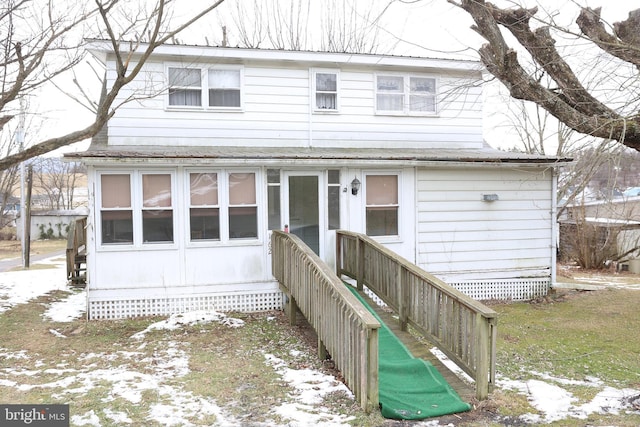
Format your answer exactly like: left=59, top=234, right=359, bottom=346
left=66, top=143, right=570, bottom=167
left=85, top=39, right=483, bottom=74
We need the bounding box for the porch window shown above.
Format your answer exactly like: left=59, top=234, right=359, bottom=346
left=314, top=71, right=338, bottom=111
left=229, top=173, right=257, bottom=239
left=168, top=67, right=202, bottom=107
left=208, top=69, right=241, bottom=108
left=100, top=174, right=133, bottom=244
left=267, top=169, right=281, bottom=230
left=328, top=170, right=340, bottom=230
left=189, top=173, right=220, bottom=240
left=376, top=74, right=436, bottom=114
left=366, top=175, right=398, bottom=236
left=142, top=174, right=174, bottom=243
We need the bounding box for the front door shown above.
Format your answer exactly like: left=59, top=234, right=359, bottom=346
left=286, top=174, right=321, bottom=256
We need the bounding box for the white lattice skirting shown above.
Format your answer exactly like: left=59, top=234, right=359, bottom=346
left=451, top=279, right=551, bottom=301
left=88, top=291, right=284, bottom=320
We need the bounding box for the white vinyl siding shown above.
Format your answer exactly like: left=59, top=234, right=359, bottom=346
left=107, top=60, right=482, bottom=150
left=416, top=167, right=553, bottom=281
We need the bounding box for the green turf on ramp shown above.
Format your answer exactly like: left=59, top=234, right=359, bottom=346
left=345, top=284, right=472, bottom=420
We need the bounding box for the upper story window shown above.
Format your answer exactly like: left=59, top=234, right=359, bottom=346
left=168, top=68, right=202, bottom=107
left=209, top=69, right=241, bottom=107
left=314, top=70, right=339, bottom=111
left=167, top=65, right=242, bottom=110
left=376, top=74, right=436, bottom=115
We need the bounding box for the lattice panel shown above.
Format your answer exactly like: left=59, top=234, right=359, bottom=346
left=88, top=291, right=284, bottom=320
left=451, top=279, right=550, bottom=301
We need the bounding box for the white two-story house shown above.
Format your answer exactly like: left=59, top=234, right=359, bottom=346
left=68, top=41, right=567, bottom=319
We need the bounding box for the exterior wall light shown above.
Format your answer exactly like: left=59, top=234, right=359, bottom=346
left=351, top=177, right=361, bottom=195
left=482, top=193, right=499, bottom=202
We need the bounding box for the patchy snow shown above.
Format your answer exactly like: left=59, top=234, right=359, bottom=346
left=43, top=290, right=86, bottom=322
left=498, top=374, right=640, bottom=423
left=0, top=256, right=68, bottom=314
left=2, top=252, right=640, bottom=425
left=130, top=310, right=245, bottom=339
left=265, top=352, right=356, bottom=426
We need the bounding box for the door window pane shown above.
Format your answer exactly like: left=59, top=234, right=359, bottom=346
left=366, top=175, right=399, bottom=236
left=328, top=170, right=340, bottom=230
left=267, top=169, right=281, bottom=230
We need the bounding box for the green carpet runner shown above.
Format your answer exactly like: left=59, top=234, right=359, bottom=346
left=346, top=284, right=472, bottom=420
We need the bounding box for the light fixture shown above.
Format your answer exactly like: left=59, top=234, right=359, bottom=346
left=351, top=177, right=361, bottom=196
left=482, top=193, right=499, bottom=202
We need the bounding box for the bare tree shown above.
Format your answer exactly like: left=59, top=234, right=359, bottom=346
left=0, top=0, right=226, bottom=171
left=449, top=1, right=640, bottom=149
left=31, top=157, right=85, bottom=210
left=224, top=0, right=390, bottom=53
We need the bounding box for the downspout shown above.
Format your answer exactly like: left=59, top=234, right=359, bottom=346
left=551, top=167, right=558, bottom=287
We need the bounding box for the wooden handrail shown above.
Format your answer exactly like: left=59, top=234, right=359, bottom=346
left=336, top=230, right=497, bottom=400
left=271, top=231, right=380, bottom=411
left=66, top=217, right=87, bottom=282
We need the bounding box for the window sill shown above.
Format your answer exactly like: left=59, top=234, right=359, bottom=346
left=313, top=109, right=340, bottom=114
left=165, top=106, right=244, bottom=113
left=375, top=110, right=439, bottom=117
left=97, top=242, right=178, bottom=252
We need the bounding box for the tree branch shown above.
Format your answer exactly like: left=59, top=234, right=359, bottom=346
left=451, top=0, right=640, bottom=149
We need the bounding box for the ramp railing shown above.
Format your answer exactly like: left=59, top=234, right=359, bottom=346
left=66, top=217, right=87, bottom=284
left=271, top=231, right=380, bottom=411
left=336, top=230, right=497, bottom=400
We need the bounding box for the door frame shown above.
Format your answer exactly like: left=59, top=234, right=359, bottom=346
left=283, top=171, right=326, bottom=259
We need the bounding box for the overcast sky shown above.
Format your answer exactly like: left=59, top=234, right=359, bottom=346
left=39, top=0, right=640, bottom=155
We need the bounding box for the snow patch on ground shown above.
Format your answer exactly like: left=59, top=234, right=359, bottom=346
left=130, top=310, right=245, bottom=339
left=265, top=352, right=356, bottom=426
left=43, top=290, right=86, bottom=322
left=498, top=374, right=640, bottom=423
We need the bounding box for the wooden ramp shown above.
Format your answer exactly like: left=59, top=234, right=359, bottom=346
left=357, top=290, right=476, bottom=403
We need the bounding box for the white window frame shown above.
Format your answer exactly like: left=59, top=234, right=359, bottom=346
left=167, top=67, right=203, bottom=109
left=375, top=73, right=437, bottom=116
left=187, top=171, right=221, bottom=242
left=312, top=69, right=340, bottom=112
left=97, top=170, right=177, bottom=250
left=165, top=64, right=244, bottom=111
left=207, top=65, right=243, bottom=110
left=98, top=172, right=134, bottom=246
left=185, top=169, right=260, bottom=246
